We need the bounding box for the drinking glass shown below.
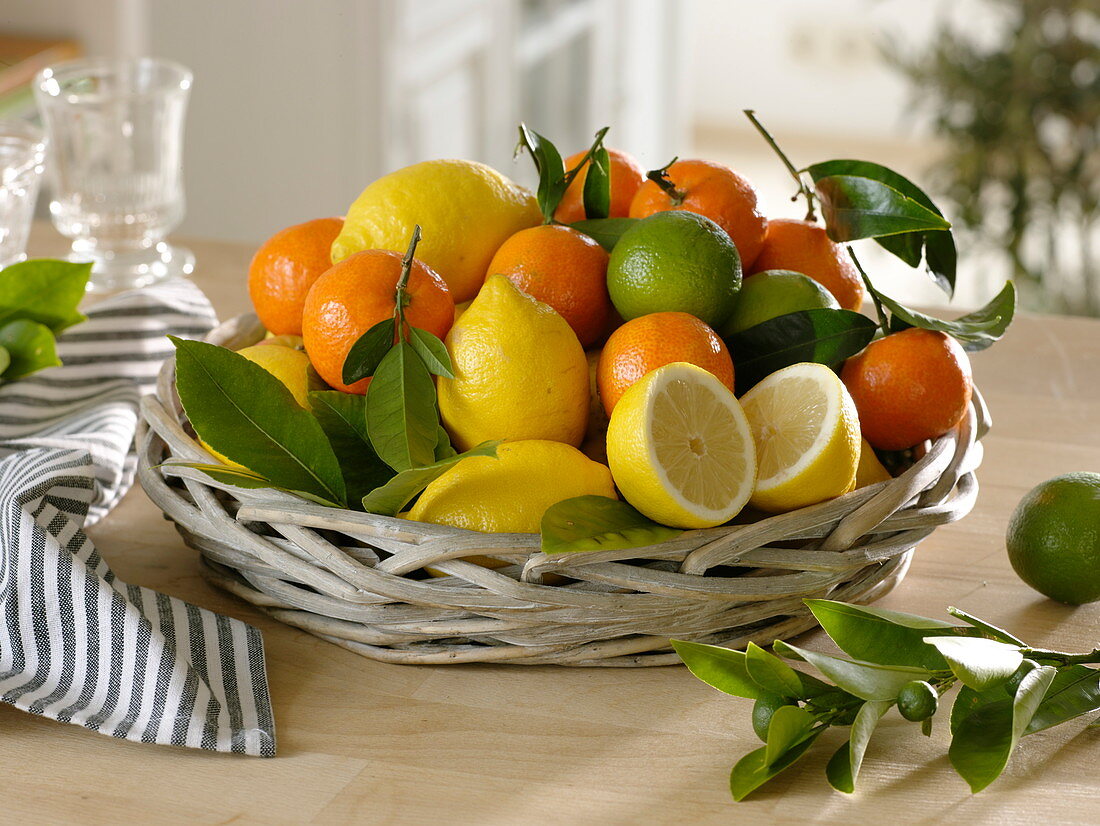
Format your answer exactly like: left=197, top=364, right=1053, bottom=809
left=0, top=121, right=47, bottom=269
left=34, top=58, right=194, bottom=292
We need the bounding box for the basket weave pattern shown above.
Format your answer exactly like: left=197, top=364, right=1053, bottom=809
left=136, top=314, right=986, bottom=666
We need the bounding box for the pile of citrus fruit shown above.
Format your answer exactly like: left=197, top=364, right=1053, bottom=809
left=202, top=126, right=981, bottom=545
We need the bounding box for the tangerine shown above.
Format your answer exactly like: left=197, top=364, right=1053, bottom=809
left=554, top=147, right=646, bottom=223
left=748, top=218, right=864, bottom=311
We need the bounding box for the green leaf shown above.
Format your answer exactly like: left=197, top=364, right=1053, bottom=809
left=540, top=495, right=682, bottom=554
left=0, top=320, right=60, bottom=379
left=812, top=174, right=951, bottom=242
left=0, top=259, right=90, bottom=332
left=361, top=440, right=500, bottom=516
left=806, top=160, right=956, bottom=296
left=729, top=729, right=824, bottom=802
left=874, top=280, right=1016, bottom=353
left=342, top=318, right=394, bottom=385
left=775, top=640, right=934, bottom=701
left=950, top=685, right=1002, bottom=735
left=1024, top=665, right=1100, bottom=735
left=308, top=390, right=394, bottom=505
left=407, top=326, right=454, bottom=379
left=746, top=642, right=805, bottom=699
left=924, top=636, right=1023, bottom=691
left=827, top=699, right=891, bottom=793
left=671, top=640, right=771, bottom=701
left=763, top=705, right=815, bottom=767
left=949, top=665, right=1056, bottom=792
left=825, top=742, right=855, bottom=794
left=725, top=309, right=876, bottom=395
left=170, top=337, right=346, bottom=506
left=581, top=145, right=611, bottom=220
left=434, top=424, right=457, bottom=461
left=162, top=462, right=342, bottom=507
left=569, top=218, right=638, bottom=251
left=516, top=123, right=567, bottom=223
left=366, top=341, right=439, bottom=472
left=0, top=345, right=10, bottom=376
left=945, top=607, right=1026, bottom=646
left=805, top=599, right=954, bottom=671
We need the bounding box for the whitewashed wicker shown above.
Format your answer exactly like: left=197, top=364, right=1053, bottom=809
left=135, top=313, right=986, bottom=666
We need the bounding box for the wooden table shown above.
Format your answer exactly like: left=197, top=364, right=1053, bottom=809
left=8, top=225, right=1100, bottom=825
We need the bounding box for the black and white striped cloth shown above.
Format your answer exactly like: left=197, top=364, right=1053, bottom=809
left=0, top=279, right=276, bottom=756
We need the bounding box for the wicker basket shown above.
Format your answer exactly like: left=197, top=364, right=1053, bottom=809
left=136, top=313, right=986, bottom=666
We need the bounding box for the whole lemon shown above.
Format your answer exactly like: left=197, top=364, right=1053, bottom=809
left=438, top=275, right=589, bottom=450
left=331, top=159, right=540, bottom=302
left=407, top=440, right=616, bottom=533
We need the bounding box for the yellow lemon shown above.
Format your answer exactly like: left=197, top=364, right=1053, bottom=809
left=854, top=437, right=892, bottom=488
left=407, top=440, right=616, bottom=533
left=331, top=159, right=540, bottom=302
left=438, top=275, right=589, bottom=451
left=605, top=362, right=757, bottom=529
left=740, top=362, right=861, bottom=513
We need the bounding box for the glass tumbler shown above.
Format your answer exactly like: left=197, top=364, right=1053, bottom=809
left=0, top=121, right=47, bottom=269
left=34, top=58, right=194, bottom=292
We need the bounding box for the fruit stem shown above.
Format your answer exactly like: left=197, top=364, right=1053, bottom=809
left=562, top=126, right=610, bottom=190
left=743, top=109, right=817, bottom=223
left=393, top=224, right=422, bottom=341
left=847, top=247, right=890, bottom=337
left=647, top=156, right=686, bottom=206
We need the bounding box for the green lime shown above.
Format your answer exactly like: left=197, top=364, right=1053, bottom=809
left=896, top=680, right=938, bottom=722
left=607, top=211, right=741, bottom=329
left=751, top=694, right=791, bottom=741
left=719, top=269, right=840, bottom=337
left=1006, top=472, right=1100, bottom=604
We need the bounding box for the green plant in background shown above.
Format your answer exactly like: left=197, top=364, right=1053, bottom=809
left=674, top=599, right=1100, bottom=800
left=890, top=0, right=1100, bottom=315
left=0, top=259, right=90, bottom=381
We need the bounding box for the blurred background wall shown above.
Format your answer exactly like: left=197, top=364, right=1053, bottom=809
left=3, top=0, right=1097, bottom=313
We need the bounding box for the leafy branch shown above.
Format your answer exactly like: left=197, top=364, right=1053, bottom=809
left=515, top=124, right=612, bottom=222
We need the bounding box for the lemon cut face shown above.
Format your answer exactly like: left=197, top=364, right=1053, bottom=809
left=606, top=362, right=757, bottom=529
left=740, top=362, right=861, bottom=513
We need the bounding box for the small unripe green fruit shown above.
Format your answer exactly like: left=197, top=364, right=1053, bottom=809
left=752, top=695, right=791, bottom=741
left=897, top=680, right=939, bottom=722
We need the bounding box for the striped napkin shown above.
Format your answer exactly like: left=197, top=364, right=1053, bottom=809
left=0, top=279, right=276, bottom=756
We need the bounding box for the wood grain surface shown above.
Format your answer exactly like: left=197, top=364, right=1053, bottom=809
left=7, top=224, right=1100, bottom=825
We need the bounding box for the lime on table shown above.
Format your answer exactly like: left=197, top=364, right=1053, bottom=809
left=719, top=269, right=839, bottom=337
left=607, top=211, right=742, bottom=330
left=1006, top=472, right=1100, bottom=605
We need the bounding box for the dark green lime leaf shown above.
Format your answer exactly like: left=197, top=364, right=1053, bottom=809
left=826, top=741, right=855, bottom=794
left=308, top=390, right=394, bottom=505
left=517, top=123, right=567, bottom=223
left=949, top=665, right=1055, bottom=792
left=671, top=640, right=771, bottom=700
left=0, top=259, right=91, bottom=332
left=950, top=684, right=1001, bottom=735
left=434, top=424, right=457, bottom=461
left=726, top=309, right=876, bottom=394
left=540, top=495, right=682, bottom=554
left=342, top=318, right=394, bottom=385
left=0, top=319, right=60, bottom=379
left=171, top=337, right=346, bottom=505
left=569, top=217, right=638, bottom=251
left=361, top=440, right=500, bottom=516
left=812, top=174, right=951, bottom=242
left=775, top=640, right=933, bottom=701
left=746, top=642, right=805, bottom=699
left=763, top=705, right=815, bottom=767
left=1024, top=665, right=1100, bottom=735
left=729, top=729, right=823, bottom=802
left=875, top=280, right=1015, bottom=352
left=945, top=607, right=1026, bottom=645
left=366, top=340, right=439, bottom=472
left=407, top=326, right=454, bottom=379
left=806, top=160, right=956, bottom=296
left=805, top=599, right=953, bottom=671
left=924, top=636, right=1023, bottom=691
left=162, top=462, right=342, bottom=507
left=0, top=344, right=11, bottom=376
left=581, top=145, right=611, bottom=220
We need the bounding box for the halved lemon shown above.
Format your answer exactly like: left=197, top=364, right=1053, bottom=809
left=605, top=362, right=757, bottom=529
left=740, top=362, right=861, bottom=513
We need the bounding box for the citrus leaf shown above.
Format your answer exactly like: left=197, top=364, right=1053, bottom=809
left=671, top=640, right=771, bottom=701
left=949, top=665, right=1056, bottom=792
left=775, top=640, right=933, bottom=701
left=569, top=217, right=638, bottom=251
left=729, top=728, right=824, bottom=802
left=746, top=642, right=806, bottom=699
left=1024, top=665, right=1100, bottom=735
left=342, top=318, right=394, bottom=385
left=434, top=424, right=457, bottom=461
left=540, top=495, right=682, bottom=554
left=812, top=174, right=952, bottom=241
left=361, top=439, right=500, bottom=516
left=924, top=636, right=1023, bottom=691
left=308, top=390, right=394, bottom=505
left=725, top=309, right=876, bottom=394
left=407, top=326, right=454, bottom=379
left=170, top=338, right=347, bottom=506
left=827, top=699, right=891, bottom=793
left=0, top=319, right=60, bottom=378
left=764, top=705, right=815, bottom=767
left=517, top=123, right=567, bottom=223
left=873, top=280, right=1016, bottom=352
left=581, top=145, right=611, bottom=220
left=826, top=741, right=855, bottom=794
left=0, top=345, right=10, bottom=377
left=365, top=340, right=439, bottom=472
left=805, top=599, right=954, bottom=671
left=945, top=607, right=1026, bottom=646
left=0, top=259, right=90, bottom=332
